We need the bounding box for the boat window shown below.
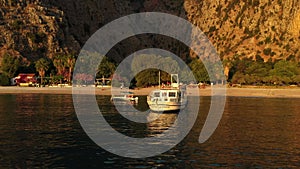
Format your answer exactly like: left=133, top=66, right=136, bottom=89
left=170, top=98, right=177, bottom=102
left=154, top=92, right=160, bottom=97
left=169, top=92, right=176, bottom=97
left=162, top=92, right=167, bottom=97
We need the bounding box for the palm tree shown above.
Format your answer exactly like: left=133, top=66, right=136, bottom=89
left=65, top=54, right=76, bottom=84
left=53, top=55, right=66, bottom=76
left=35, top=58, right=50, bottom=86
left=53, top=55, right=66, bottom=84
left=222, top=58, right=232, bottom=80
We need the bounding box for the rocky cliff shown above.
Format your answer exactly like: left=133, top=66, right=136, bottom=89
left=184, top=0, right=300, bottom=62
left=0, top=0, right=300, bottom=65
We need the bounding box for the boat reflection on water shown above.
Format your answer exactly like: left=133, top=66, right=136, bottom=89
left=146, top=111, right=178, bottom=137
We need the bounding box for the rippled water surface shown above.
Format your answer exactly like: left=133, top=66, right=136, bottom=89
left=0, top=94, right=300, bottom=168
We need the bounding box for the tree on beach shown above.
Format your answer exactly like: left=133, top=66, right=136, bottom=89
left=222, top=58, right=234, bottom=80
left=97, top=56, right=116, bottom=79
left=0, top=53, right=22, bottom=78
left=231, top=72, right=246, bottom=84
left=0, top=73, right=10, bottom=86
left=53, top=55, right=67, bottom=83
left=131, top=54, right=181, bottom=87
left=135, top=69, right=160, bottom=87
left=293, top=75, right=300, bottom=85
left=269, top=60, right=300, bottom=85
left=65, top=54, right=76, bottom=84
left=35, top=58, right=50, bottom=85
left=73, top=73, right=94, bottom=85
left=53, top=55, right=66, bottom=76
left=76, top=51, right=102, bottom=75
left=227, top=56, right=300, bottom=85
left=188, top=59, right=209, bottom=83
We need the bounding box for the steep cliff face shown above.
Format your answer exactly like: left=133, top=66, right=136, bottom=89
left=43, top=0, right=187, bottom=61
left=0, top=0, right=300, bottom=66
left=184, top=0, right=300, bottom=61
left=0, top=0, right=186, bottom=64
left=0, top=0, right=80, bottom=63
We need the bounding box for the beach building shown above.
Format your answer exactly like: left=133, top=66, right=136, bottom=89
left=12, top=73, right=37, bottom=86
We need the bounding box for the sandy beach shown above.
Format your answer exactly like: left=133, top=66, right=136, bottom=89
left=0, top=86, right=300, bottom=98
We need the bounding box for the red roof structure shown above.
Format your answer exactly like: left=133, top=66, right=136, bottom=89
left=13, top=73, right=37, bottom=85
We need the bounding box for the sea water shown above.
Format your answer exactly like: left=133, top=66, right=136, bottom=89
left=0, top=94, right=300, bottom=168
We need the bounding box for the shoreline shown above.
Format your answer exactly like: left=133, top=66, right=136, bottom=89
left=0, top=86, right=300, bottom=98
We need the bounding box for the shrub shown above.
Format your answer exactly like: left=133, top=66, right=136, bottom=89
left=0, top=74, right=10, bottom=86
left=263, top=48, right=272, bottom=55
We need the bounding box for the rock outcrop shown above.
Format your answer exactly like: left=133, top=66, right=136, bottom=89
left=184, top=0, right=300, bottom=62
left=0, top=0, right=300, bottom=65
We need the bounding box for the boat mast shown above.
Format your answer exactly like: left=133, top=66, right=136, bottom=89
left=159, top=70, right=161, bottom=89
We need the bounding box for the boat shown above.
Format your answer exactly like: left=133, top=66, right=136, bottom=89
left=147, top=74, right=187, bottom=112
left=111, top=91, right=138, bottom=103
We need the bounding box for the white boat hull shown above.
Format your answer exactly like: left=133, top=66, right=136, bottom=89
left=110, top=91, right=138, bottom=104
left=112, top=97, right=138, bottom=102
left=147, top=103, right=186, bottom=112
left=147, top=99, right=187, bottom=112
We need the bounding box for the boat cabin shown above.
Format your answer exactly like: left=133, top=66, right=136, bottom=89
left=150, top=89, right=184, bottom=102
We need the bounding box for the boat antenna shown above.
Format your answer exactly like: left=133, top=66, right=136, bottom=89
left=158, top=70, right=161, bottom=89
